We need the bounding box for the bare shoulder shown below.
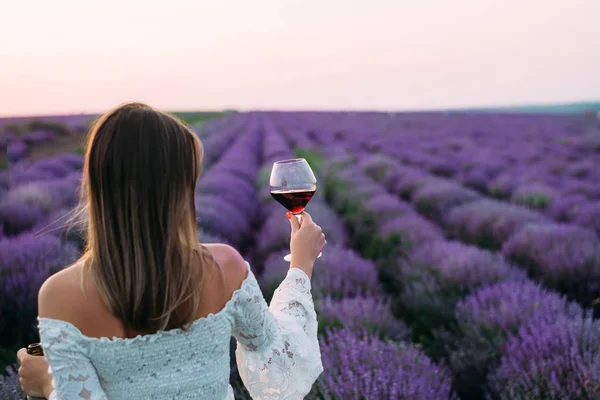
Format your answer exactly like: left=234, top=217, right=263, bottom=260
left=38, top=262, right=85, bottom=322
left=202, top=243, right=249, bottom=294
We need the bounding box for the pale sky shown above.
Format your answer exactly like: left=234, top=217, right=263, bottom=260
left=1, top=0, right=599, bottom=116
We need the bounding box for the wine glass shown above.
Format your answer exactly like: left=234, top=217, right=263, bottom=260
left=270, top=158, right=322, bottom=262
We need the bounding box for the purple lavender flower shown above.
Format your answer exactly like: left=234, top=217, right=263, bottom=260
left=200, top=115, right=249, bottom=166
left=457, top=168, right=490, bottom=194
left=54, top=153, right=85, bottom=171
left=0, top=132, right=17, bottom=148
left=321, top=150, right=356, bottom=173
left=574, top=201, right=600, bottom=234
left=196, top=171, right=258, bottom=216
left=562, top=179, right=600, bottom=200
left=208, top=129, right=262, bottom=181
left=445, top=199, right=551, bottom=250
left=197, top=228, right=227, bottom=245
left=22, top=130, right=54, bottom=145
left=455, top=280, right=582, bottom=350
left=379, top=214, right=445, bottom=253
left=460, top=151, right=506, bottom=183
left=332, top=164, right=374, bottom=188
left=254, top=209, right=292, bottom=259
left=286, top=130, right=315, bottom=148
left=566, top=159, right=596, bottom=178
left=449, top=280, right=583, bottom=397
left=3, top=181, right=63, bottom=213
left=545, top=193, right=588, bottom=222
left=0, top=365, right=24, bottom=400
left=359, top=154, right=399, bottom=182
left=260, top=246, right=380, bottom=300
left=410, top=241, right=526, bottom=291
left=0, top=200, right=45, bottom=236
left=258, top=249, right=295, bottom=298
left=316, top=296, right=411, bottom=341
left=362, top=193, right=414, bottom=221
left=8, top=165, right=56, bottom=184
left=488, top=313, right=600, bottom=399
left=262, top=127, right=292, bottom=161
left=7, top=141, right=28, bottom=165
left=428, top=158, right=459, bottom=178
left=510, top=182, right=555, bottom=210
left=33, top=207, right=80, bottom=240
left=26, top=157, right=74, bottom=179
left=304, top=200, right=348, bottom=246
left=381, top=166, right=428, bottom=200
left=502, top=223, right=600, bottom=302
left=399, top=240, right=525, bottom=327
left=487, top=172, right=526, bottom=199
left=256, top=166, right=275, bottom=205
left=0, top=232, right=79, bottom=346
left=316, top=328, right=456, bottom=400
left=307, top=246, right=380, bottom=299
left=195, top=195, right=251, bottom=245
left=328, top=171, right=381, bottom=211
left=412, top=180, right=481, bottom=221
left=0, top=171, right=9, bottom=194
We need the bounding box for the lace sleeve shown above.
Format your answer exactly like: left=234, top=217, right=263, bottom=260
left=232, top=265, right=323, bottom=400
left=38, top=318, right=108, bottom=400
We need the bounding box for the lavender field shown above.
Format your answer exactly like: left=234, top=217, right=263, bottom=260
left=1, top=110, right=600, bottom=399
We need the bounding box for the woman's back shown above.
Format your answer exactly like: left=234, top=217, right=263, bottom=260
left=43, top=243, right=240, bottom=340
left=39, top=301, right=235, bottom=399
left=37, top=243, right=245, bottom=398
left=38, top=243, right=323, bottom=399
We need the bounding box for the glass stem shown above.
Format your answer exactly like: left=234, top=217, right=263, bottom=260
left=294, top=213, right=302, bottom=224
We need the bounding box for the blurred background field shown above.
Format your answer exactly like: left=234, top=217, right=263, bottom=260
left=1, top=107, right=599, bottom=399
left=2, top=0, right=600, bottom=398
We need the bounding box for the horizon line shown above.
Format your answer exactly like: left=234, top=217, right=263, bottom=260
left=1, top=98, right=599, bottom=119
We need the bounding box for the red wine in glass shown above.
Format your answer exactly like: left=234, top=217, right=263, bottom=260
left=270, top=189, right=316, bottom=214
left=269, top=158, right=322, bottom=262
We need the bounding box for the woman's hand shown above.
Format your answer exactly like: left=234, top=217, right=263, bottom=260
left=288, top=211, right=327, bottom=278
left=17, top=348, right=54, bottom=398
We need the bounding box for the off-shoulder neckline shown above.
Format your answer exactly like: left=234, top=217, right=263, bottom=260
left=38, top=261, right=255, bottom=345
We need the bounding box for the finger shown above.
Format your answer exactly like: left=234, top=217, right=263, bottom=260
left=288, top=212, right=300, bottom=234
left=300, top=211, right=313, bottom=225
left=16, top=348, right=27, bottom=363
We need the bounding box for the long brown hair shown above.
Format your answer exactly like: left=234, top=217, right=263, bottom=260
left=76, top=102, right=212, bottom=333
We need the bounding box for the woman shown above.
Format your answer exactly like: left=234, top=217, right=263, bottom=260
left=16, top=103, right=326, bottom=399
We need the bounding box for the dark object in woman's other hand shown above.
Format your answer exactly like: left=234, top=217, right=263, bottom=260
left=25, top=343, right=46, bottom=400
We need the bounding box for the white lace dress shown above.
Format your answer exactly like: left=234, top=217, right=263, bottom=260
left=37, top=262, right=323, bottom=399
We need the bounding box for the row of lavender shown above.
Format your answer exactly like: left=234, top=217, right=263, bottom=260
left=358, top=155, right=600, bottom=309
left=246, top=119, right=454, bottom=399
left=375, top=114, right=600, bottom=231
left=1, top=112, right=227, bottom=168
left=354, top=156, right=600, bottom=399
left=270, top=111, right=600, bottom=235
left=272, top=115, right=600, bottom=399
left=2, top=115, right=92, bottom=166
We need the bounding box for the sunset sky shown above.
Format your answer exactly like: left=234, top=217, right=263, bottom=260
left=1, top=0, right=599, bottom=116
